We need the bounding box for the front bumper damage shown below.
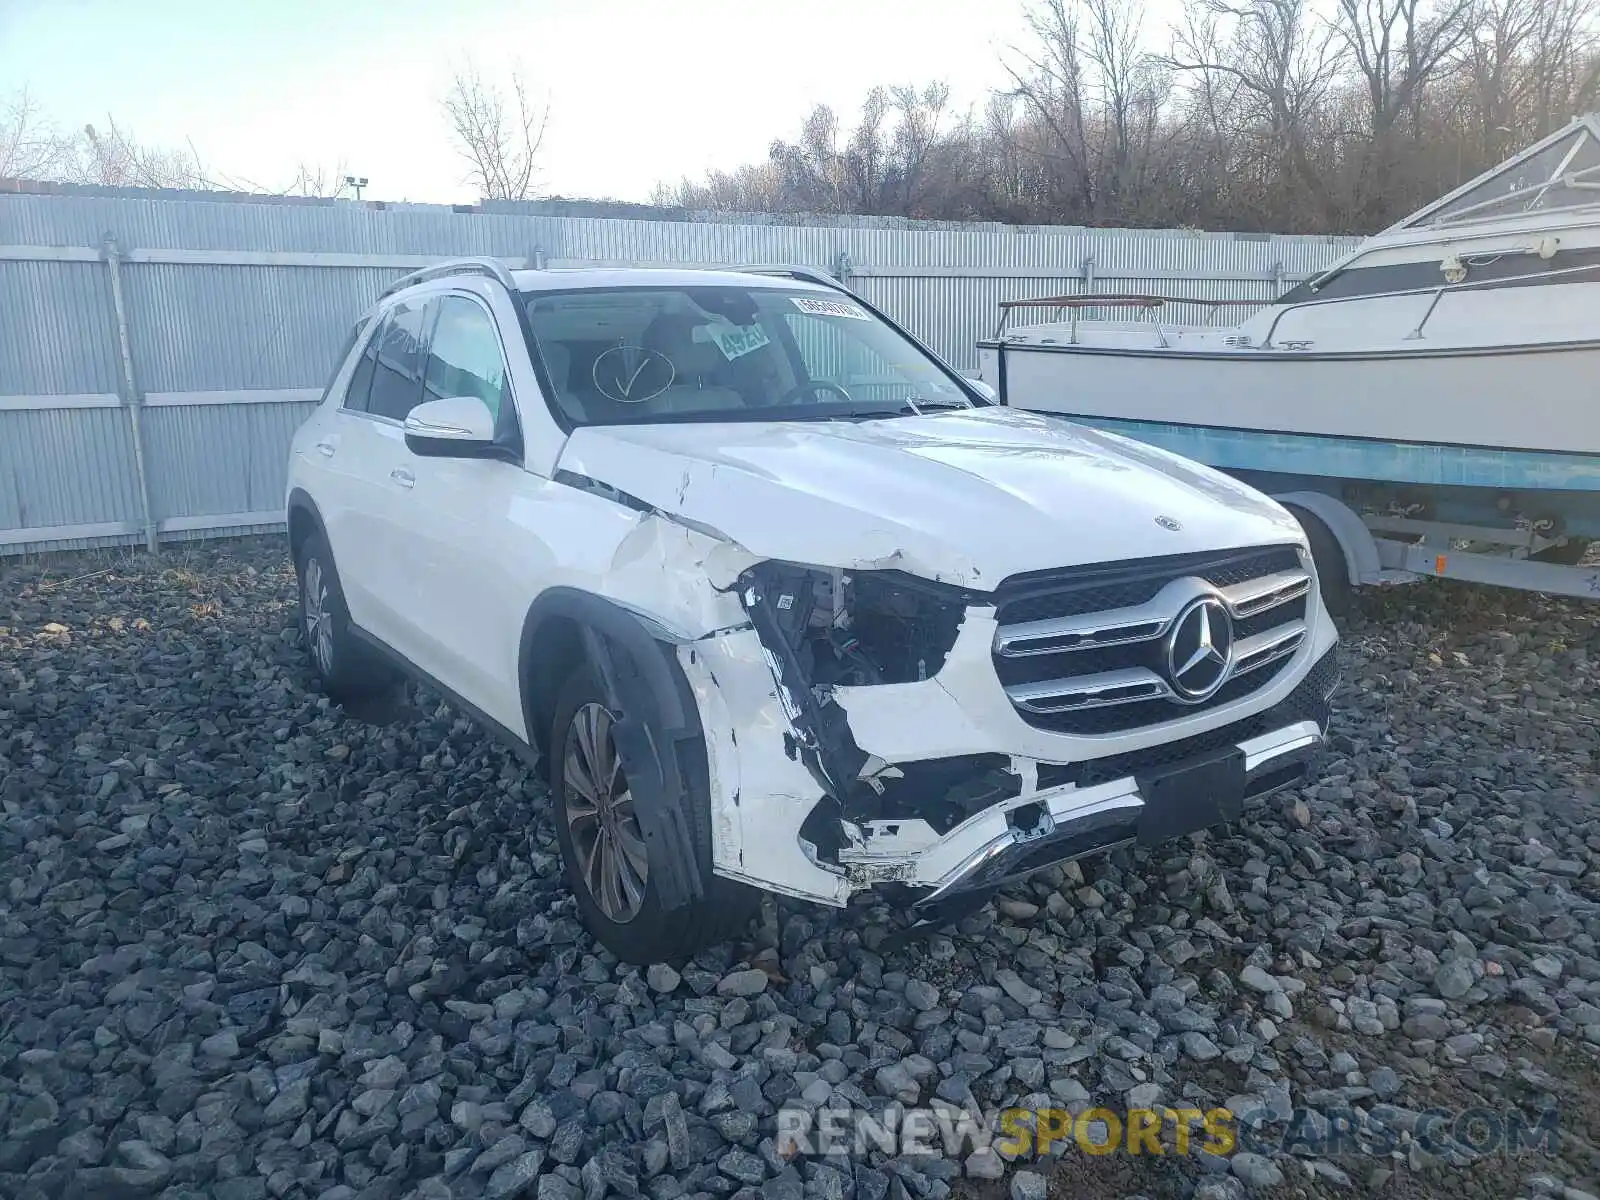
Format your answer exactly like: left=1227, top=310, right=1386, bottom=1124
left=873, top=713, right=1326, bottom=907
left=676, top=563, right=1340, bottom=910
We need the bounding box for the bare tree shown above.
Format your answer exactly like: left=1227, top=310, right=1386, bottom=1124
left=1, top=91, right=350, bottom=196
left=888, top=82, right=953, bottom=212
left=1330, top=0, right=1477, bottom=221
left=1004, top=0, right=1097, bottom=217
left=1336, top=0, right=1476, bottom=140
left=771, top=104, right=850, bottom=212
left=977, top=93, right=1031, bottom=215
left=844, top=89, right=893, bottom=212
left=70, top=117, right=215, bottom=188
left=442, top=64, right=549, bottom=202
left=1081, top=0, right=1153, bottom=213
left=1460, top=0, right=1543, bottom=160
left=1526, top=0, right=1600, bottom=129
left=652, top=160, right=789, bottom=211
left=0, top=89, right=71, bottom=179
left=999, top=0, right=1178, bottom=223
left=1166, top=0, right=1346, bottom=224
left=282, top=161, right=354, bottom=198
left=658, top=0, right=1599, bottom=235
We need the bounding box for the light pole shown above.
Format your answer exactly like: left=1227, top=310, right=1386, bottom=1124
left=344, top=175, right=369, bottom=200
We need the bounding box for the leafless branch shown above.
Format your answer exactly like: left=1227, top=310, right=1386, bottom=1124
left=442, top=64, right=549, bottom=202
left=0, top=88, right=72, bottom=180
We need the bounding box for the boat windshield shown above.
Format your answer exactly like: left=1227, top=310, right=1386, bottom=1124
left=1407, top=118, right=1600, bottom=229
left=524, top=285, right=978, bottom=426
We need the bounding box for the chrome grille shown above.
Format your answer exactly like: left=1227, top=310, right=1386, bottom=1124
left=992, top=546, right=1311, bottom=735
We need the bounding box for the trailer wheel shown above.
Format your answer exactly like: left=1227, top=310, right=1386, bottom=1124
left=1286, top=506, right=1352, bottom=620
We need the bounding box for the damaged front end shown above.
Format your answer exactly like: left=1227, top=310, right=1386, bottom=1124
left=678, top=552, right=1338, bottom=914
left=734, top=562, right=969, bottom=811
left=718, top=561, right=1132, bottom=902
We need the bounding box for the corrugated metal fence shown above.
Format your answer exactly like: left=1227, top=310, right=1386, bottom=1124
left=0, top=188, right=1361, bottom=554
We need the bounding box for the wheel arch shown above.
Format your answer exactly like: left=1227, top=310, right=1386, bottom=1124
left=518, top=588, right=710, bottom=911
left=517, top=589, right=701, bottom=755
left=286, top=488, right=327, bottom=564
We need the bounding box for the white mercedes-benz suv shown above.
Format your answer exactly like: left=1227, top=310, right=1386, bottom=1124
left=286, top=259, right=1339, bottom=964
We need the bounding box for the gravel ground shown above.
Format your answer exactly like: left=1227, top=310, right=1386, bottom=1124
left=1, top=538, right=1597, bottom=1200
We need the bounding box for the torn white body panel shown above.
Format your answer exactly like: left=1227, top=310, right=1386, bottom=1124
left=322, top=477, right=755, bottom=736
left=678, top=631, right=849, bottom=906
left=679, top=604, right=1334, bottom=901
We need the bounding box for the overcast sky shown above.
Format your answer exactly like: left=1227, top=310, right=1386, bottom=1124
left=0, top=0, right=1074, bottom=203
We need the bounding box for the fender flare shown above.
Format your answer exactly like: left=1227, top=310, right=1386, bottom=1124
left=286, top=488, right=328, bottom=558
left=519, top=588, right=708, bottom=910
left=1274, top=490, right=1382, bottom=586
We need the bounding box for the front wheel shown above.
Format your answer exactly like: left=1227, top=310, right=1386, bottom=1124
left=548, top=664, right=755, bottom=963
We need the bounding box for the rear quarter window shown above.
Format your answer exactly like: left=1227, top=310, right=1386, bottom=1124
left=320, top=318, right=369, bottom=407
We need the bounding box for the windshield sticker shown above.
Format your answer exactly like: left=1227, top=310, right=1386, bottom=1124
left=694, top=321, right=772, bottom=361
left=791, top=296, right=870, bottom=320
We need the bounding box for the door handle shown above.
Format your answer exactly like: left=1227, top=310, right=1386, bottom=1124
left=315, top=441, right=336, bottom=458
left=390, top=467, right=415, bottom=489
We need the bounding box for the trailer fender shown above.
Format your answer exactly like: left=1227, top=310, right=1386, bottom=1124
left=1274, top=491, right=1382, bottom=587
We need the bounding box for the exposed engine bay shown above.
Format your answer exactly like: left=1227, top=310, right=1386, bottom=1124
left=738, top=562, right=967, bottom=687
left=733, top=562, right=1030, bottom=845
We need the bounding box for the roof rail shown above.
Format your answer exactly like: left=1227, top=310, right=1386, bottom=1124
left=729, top=264, right=851, bottom=292
left=381, top=256, right=523, bottom=299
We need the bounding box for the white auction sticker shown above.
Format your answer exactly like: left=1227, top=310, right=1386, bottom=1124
left=695, top=321, right=772, bottom=361
left=791, top=296, right=870, bottom=320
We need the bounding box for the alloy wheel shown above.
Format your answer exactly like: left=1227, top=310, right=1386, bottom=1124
left=561, top=701, right=648, bottom=922
left=302, top=556, right=334, bottom=675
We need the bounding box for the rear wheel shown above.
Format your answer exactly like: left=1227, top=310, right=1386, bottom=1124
left=549, top=664, right=756, bottom=963
left=1286, top=506, right=1352, bottom=620
left=294, top=531, right=396, bottom=701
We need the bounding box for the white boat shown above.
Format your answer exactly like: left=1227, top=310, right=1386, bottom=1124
left=979, top=115, right=1600, bottom=599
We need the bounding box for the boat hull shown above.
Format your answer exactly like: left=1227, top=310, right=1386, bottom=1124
left=980, top=339, right=1600, bottom=458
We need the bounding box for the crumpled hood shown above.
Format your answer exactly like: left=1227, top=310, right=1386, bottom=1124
left=557, top=407, right=1303, bottom=589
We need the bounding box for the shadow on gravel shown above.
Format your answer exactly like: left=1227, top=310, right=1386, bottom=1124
left=337, top=688, right=425, bottom=729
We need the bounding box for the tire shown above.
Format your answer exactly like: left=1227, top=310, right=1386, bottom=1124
left=294, top=530, right=397, bottom=702
left=1287, top=506, right=1353, bottom=621
left=548, top=663, right=756, bottom=964
left=1531, top=537, right=1591, bottom=566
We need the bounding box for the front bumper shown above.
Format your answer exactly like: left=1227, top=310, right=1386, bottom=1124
left=681, top=618, right=1338, bottom=907
left=905, top=714, right=1323, bottom=906
left=896, top=649, right=1344, bottom=902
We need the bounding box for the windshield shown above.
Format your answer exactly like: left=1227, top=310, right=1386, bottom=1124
left=524, top=285, right=977, bottom=425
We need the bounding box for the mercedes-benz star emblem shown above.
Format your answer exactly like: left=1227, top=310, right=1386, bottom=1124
left=1164, top=596, right=1234, bottom=701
